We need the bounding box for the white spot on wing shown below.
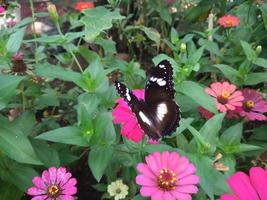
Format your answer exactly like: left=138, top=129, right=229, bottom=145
left=159, top=64, right=165, bottom=68
left=157, top=103, right=168, bottom=120
left=139, top=111, right=152, bottom=126
left=150, top=76, right=157, bottom=82
left=156, top=78, right=166, bottom=86
left=125, top=88, right=131, bottom=101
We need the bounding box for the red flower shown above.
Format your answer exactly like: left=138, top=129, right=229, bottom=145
left=75, top=2, right=94, bottom=12
left=218, top=14, right=240, bottom=28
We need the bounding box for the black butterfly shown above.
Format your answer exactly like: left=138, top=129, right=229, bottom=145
left=114, top=60, right=180, bottom=140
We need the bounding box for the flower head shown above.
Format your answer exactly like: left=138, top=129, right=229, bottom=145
left=218, top=14, right=240, bottom=28
left=205, top=81, right=244, bottom=113
left=136, top=151, right=200, bottom=200
left=107, top=180, right=129, bottom=200
left=221, top=167, right=267, bottom=200
left=0, top=6, right=6, bottom=14
left=75, top=2, right=94, bottom=12
left=237, top=88, right=267, bottom=121
left=27, top=167, right=77, bottom=200
left=198, top=106, right=214, bottom=120
left=112, top=89, right=145, bottom=142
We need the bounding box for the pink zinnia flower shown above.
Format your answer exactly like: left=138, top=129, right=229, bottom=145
left=198, top=106, right=214, bottom=119
left=221, top=167, right=267, bottom=200
left=238, top=88, right=267, bottom=121
left=27, top=167, right=77, bottom=200
left=218, top=14, right=240, bottom=28
left=205, top=81, right=244, bottom=113
left=12, top=51, right=23, bottom=60
left=0, top=6, right=6, bottom=14
left=75, top=2, right=94, bottom=12
left=112, top=89, right=145, bottom=142
left=136, top=151, right=200, bottom=200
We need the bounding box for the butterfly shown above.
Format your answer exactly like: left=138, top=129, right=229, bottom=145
left=114, top=59, right=180, bottom=140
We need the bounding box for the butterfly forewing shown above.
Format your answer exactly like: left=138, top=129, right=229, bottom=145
left=114, top=60, right=180, bottom=140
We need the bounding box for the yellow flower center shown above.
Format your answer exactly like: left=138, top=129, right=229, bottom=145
left=246, top=100, right=254, bottom=109
left=47, top=184, right=60, bottom=198
left=157, top=169, right=177, bottom=191
left=218, top=91, right=230, bottom=104
left=225, top=20, right=233, bottom=27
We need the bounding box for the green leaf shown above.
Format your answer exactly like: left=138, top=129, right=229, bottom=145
left=95, top=38, right=116, bottom=54
left=253, top=57, right=267, bottom=69
left=170, top=27, right=179, bottom=45
left=177, top=81, right=217, bottom=113
left=132, top=195, right=146, bottom=200
left=11, top=111, right=36, bottom=136
left=0, top=116, right=42, bottom=165
left=88, top=145, right=114, bottom=182
left=244, top=72, right=267, bottom=85
left=234, top=144, right=262, bottom=153
left=6, top=28, right=25, bottom=53
left=143, top=144, right=174, bottom=154
left=36, top=126, right=89, bottom=146
left=0, top=75, right=24, bottom=110
left=174, top=118, right=194, bottom=135
left=260, top=4, right=267, bottom=30
left=0, top=182, right=23, bottom=200
left=81, top=6, right=124, bottom=41
left=240, top=40, right=257, bottom=61
left=141, top=27, right=161, bottom=47
left=220, top=122, right=243, bottom=146
left=188, top=47, right=205, bottom=65
left=213, top=64, right=239, bottom=85
left=0, top=161, right=38, bottom=191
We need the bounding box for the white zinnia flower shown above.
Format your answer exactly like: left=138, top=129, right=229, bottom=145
left=107, top=180, right=129, bottom=200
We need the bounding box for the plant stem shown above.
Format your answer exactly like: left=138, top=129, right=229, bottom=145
left=29, top=0, right=38, bottom=64
left=55, top=22, right=84, bottom=72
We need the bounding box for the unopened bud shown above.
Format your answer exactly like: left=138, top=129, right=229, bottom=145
left=180, top=43, right=187, bottom=52
left=256, top=45, right=262, bottom=54
left=47, top=3, right=58, bottom=24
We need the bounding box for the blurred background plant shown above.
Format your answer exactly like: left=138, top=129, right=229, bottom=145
left=0, top=0, right=267, bottom=199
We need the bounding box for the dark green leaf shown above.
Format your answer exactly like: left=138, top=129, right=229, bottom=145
left=253, top=57, right=267, bottom=69
left=240, top=40, right=257, bottom=61
left=6, top=28, right=25, bottom=53
left=244, top=72, right=267, bottom=85
left=141, top=27, right=161, bottom=47
left=88, top=145, right=114, bottom=182
left=220, top=122, right=243, bottom=146
left=0, top=182, right=23, bottom=200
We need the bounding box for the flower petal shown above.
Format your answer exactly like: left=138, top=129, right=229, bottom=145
left=136, top=174, right=157, bottom=186
left=175, top=185, right=198, bottom=194
left=151, top=190, right=164, bottom=200
left=136, top=163, right=156, bottom=179
left=249, top=167, right=267, bottom=200
left=140, top=186, right=159, bottom=197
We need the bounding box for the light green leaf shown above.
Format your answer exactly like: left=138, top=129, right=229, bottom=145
left=88, top=145, right=114, bottom=182
left=177, top=81, right=217, bottom=113
left=0, top=116, right=42, bottom=165
left=253, top=57, right=267, bottom=69
left=213, top=64, right=239, bottom=85
left=220, top=122, right=243, bottom=146
left=81, top=6, right=124, bottom=41
left=6, top=28, right=25, bottom=53
left=36, top=126, right=89, bottom=146
left=0, top=75, right=24, bottom=110
left=141, top=27, right=161, bottom=47
left=244, top=72, right=267, bottom=85
left=240, top=40, right=257, bottom=61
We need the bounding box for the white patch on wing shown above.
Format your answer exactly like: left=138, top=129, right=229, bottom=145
left=125, top=88, right=131, bottom=101
left=157, top=103, right=168, bottom=121
left=150, top=76, right=158, bottom=82
left=156, top=78, right=166, bottom=86
left=139, top=111, right=152, bottom=126
left=159, top=64, right=165, bottom=68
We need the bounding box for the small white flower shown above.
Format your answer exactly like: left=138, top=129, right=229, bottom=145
left=107, top=180, right=129, bottom=200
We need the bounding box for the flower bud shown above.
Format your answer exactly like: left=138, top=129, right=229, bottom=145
left=47, top=3, right=58, bottom=24
left=180, top=43, right=187, bottom=52
left=256, top=45, right=262, bottom=55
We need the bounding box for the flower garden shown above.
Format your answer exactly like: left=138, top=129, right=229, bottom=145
left=0, top=0, right=267, bottom=200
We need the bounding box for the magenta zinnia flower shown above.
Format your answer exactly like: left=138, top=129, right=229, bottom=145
left=112, top=89, right=145, bottom=142
left=218, top=14, right=240, bottom=28
left=0, top=6, right=5, bottom=14
left=205, top=81, right=244, bottom=113
left=136, top=151, right=200, bottom=200
left=238, top=88, right=267, bottom=121
left=221, top=167, right=267, bottom=200
left=27, top=167, right=77, bottom=200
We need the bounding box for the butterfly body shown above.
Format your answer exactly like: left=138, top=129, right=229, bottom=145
left=114, top=60, right=180, bottom=140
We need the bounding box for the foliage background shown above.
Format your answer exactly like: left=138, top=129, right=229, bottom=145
left=0, top=0, right=267, bottom=199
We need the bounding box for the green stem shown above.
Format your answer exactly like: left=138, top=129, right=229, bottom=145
left=55, top=22, right=83, bottom=72
left=29, top=0, right=38, bottom=64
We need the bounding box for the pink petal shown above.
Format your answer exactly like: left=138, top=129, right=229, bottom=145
left=27, top=187, right=46, bottom=196
left=62, top=178, right=77, bottom=190
left=252, top=101, right=267, bottom=112
left=178, top=175, right=200, bottom=185
left=171, top=189, right=192, bottom=200
left=245, top=112, right=267, bottom=121
left=145, top=152, right=162, bottom=176
left=210, top=82, right=223, bottom=96
left=175, top=185, right=198, bottom=194
left=161, top=151, right=170, bottom=169
left=31, top=196, right=48, bottom=200
left=168, top=152, right=181, bottom=172
left=58, top=172, right=72, bottom=187
left=136, top=163, right=156, bottom=179
left=136, top=174, right=157, bottom=186
left=62, top=186, right=77, bottom=195
left=140, top=186, right=159, bottom=197
left=32, top=177, right=46, bottom=189
left=249, top=167, right=267, bottom=200
left=177, top=164, right=196, bottom=180
left=41, top=170, right=50, bottom=185
left=225, top=103, right=236, bottom=111
left=205, top=88, right=218, bottom=97
left=227, top=172, right=260, bottom=200
left=220, top=194, right=238, bottom=200
left=218, top=104, right=227, bottom=112
left=222, top=82, right=236, bottom=94
left=151, top=190, right=164, bottom=200
left=56, top=167, right=67, bottom=183
left=163, top=191, right=176, bottom=200
left=59, top=195, right=75, bottom=200
left=126, top=123, right=144, bottom=142
left=48, top=167, right=57, bottom=184
left=174, top=156, right=189, bottom=175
